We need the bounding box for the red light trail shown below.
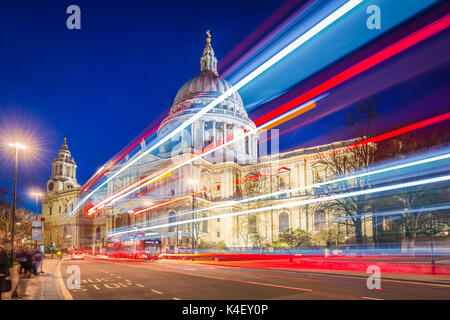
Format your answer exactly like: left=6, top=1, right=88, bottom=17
left=253, top=13, right=450, bottom=127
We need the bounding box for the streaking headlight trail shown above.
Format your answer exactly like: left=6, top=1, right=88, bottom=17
left=71, top=0, right=364, bottom=216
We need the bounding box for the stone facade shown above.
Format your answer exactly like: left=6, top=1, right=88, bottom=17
left=42, top=139, right=93, bottom=250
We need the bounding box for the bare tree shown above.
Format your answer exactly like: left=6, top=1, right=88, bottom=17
left=376, top=125, right=450, bottom=249
left=0, top=187, right=33, bottom=245
left=313, top=97, right=378, bottom=243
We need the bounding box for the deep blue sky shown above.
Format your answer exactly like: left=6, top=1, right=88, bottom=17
left=0, top=0, right=448, bottom=210
left=0, top=0, right=285, bottom=207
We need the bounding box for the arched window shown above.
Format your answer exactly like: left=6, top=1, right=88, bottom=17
left=168, top=212, right=176, bottom=232
left=279, top=212, right=289, bottom=233
left=96, top=227, right=101, bottom=240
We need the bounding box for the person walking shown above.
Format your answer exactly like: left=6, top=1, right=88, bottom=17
left=12, top=247, right=33, bottom=298
left=0, top=245, right=11, bottom=301
left=15, top=247, right=26, bottom=274
left=33, top=248, right=43, bottom=274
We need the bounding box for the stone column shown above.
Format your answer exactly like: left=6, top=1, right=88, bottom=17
left=212, top=121, right=216, bottom=146
left=201, top=120, right=205, bottom=149
left=223, top=123, right=227, bottom=161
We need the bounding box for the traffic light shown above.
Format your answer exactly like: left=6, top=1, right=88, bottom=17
left=51, top=241, right=56, bottom=247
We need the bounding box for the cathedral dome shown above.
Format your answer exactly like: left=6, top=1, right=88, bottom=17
left=165, top=30, right=247, bottom=119
left=157, top=31, right=258, bottom=164
left=170, top=70, right=246, bottom=116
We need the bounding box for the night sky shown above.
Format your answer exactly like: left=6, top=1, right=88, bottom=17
left=0, top=0, right=448, bottom=210
left=0, top=0, right=284, bottom=208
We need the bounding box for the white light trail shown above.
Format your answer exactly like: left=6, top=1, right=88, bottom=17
left=71, top=0, right=364, bottom=216
left=109, top=174, right=450, bottom=237
left=131, top=152, right=450, bottom=224
left=102, top=94, right=327, bottom=209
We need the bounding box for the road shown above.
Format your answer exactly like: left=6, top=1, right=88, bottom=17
left=60, top=257, right=450, bottom=300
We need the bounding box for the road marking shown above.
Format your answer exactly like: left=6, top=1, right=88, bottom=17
left=56, top=260, right=73, bottom=300
left=92, top=284, right=100, bottom=290
left=152, top=289, right=162, bottom=294
left=136, top=284, right=144, bottom=288
left=118, top=282, right=129, bottom=288
left=110, top=273, right=115, bottom=276
left=173, top=297, right=181, bottom=300
left=117, top=276, right=122, bottom=279
left=362, top=296, right=384, bottom=300
left=165, top=265, right=196, bottom=271
left=306, top=273, right=450, bottom=288
left=104, top=283, right=121, bottom=289
left=82, top=280, right=87, bottom=284
left=125, top=279, right=132, bottom=282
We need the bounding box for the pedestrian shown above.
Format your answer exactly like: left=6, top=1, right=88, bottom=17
left=32, top=249, right=43, bottom=275
left=15, top=247, right=26, bottom=274
left=0, top=245, right=11, bottom=301
left=57, top=250, right=62, bottom=260
left=11, top=247, right=33, bottom=298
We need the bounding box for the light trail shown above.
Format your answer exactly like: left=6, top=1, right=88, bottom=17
left=137, top=175, right=183, bottom=197
left=71, top=0, right=364, bottom=216
left=309, top=112, right=450, bottom=161
left=87, top=171, right=172, bottom=215
left=109, top=174, right=450, bottom=237
left=112, top=151, right=450, bottom=230
left=254, top=13, right=450, bottom=127
left=132, top=191, right=203, bottom=216
left=82, top=5, right=449, bottom=197
left=139, top=152, right=450, bottom=223
left=88, top=94, right=326, bottom=215
left=89, top=11, right=450, bottom=215
left=333, top=204, right=450, bottom=222
left=90, top=107, right=449, bottom=217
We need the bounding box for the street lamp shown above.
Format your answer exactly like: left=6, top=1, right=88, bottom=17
left=188, top=179, right=199, bottom=252
left=31, top=191, right=42, bottom=248
left=8, top=142, right=26, bottom=265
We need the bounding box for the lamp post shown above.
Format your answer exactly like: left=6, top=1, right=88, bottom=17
left=31, top=192, right=42, bottom=249
left=8, top=142, right=26, bottom=265
left=188, top=179, right=198, bottom=252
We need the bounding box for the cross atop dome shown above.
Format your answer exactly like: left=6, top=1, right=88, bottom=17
left=200, top=30, right=218, bottom=76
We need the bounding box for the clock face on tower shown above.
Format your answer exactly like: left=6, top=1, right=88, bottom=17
left=48, top=181, right=54, bottom=191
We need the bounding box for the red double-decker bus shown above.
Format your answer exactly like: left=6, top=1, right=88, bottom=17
left=106, top=231, right=162, bottom=260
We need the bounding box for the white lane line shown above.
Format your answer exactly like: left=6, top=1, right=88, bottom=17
left=165, top=265, right=196, bottom=271
left=152, top=289, right=163, bottom=294
left=362, top=296, right=384, bottom=300
left=136, top=284, right=144, bottom=288
left=173, top=297, right=181, bottom=300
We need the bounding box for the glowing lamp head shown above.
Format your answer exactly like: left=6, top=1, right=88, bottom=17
left=9, top=142, right=26, bottom=150
left=31, top=192, right=42, bottom=198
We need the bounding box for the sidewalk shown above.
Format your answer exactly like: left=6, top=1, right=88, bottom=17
left=2, top=259, right=65, bottom=300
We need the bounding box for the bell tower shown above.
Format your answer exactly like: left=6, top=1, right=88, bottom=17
left=47, top=138, right=80, bottom=193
